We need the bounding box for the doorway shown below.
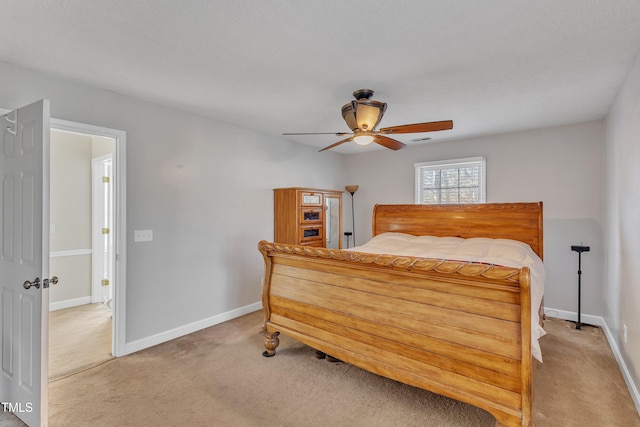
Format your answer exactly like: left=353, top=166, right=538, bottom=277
left=48, top=118, right=127, bottom=370
left=48, top=128, right=117, bottom=380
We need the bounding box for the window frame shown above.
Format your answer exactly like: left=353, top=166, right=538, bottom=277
left=414, top=156, right=486, bottom=204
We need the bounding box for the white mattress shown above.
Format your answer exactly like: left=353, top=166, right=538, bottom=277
left=348, top=232, right=546, bottom=362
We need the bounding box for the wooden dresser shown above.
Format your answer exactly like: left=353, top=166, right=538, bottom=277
left=273, top=187, right=343, bottom=248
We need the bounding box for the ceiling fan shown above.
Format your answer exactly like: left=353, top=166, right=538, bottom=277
left=283, top=89, right=453, bottom=152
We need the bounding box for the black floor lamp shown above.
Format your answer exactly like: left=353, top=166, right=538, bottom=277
left=345, top=185, right=359, bottom=248
left=571, top=245, right=590, bottom=330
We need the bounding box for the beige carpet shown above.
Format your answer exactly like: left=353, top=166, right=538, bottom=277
left=41, top=312, right=639, bottom=427
left=533, top=318, right=639, bottom=426
left=49, top=303, right=113, bottom=381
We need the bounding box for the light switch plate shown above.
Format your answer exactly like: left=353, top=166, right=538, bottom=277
left=134, top=229, right=153, bottom=242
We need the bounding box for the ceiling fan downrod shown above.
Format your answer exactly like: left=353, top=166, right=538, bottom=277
left=352, top=89, right=375, bottom=100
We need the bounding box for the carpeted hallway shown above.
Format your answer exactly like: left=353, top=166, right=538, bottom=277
left=49, top=303, right=113, bottom=381
left=41, top=312, right=639, bottom=427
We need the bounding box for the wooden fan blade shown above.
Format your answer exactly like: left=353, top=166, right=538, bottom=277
left=380, top=120, right=453, bottom=135
left=283, top=132, right=350, bottom=136
left=319, top=136, right=354, bottom=152
left=373, top=135, right=406, bottom=151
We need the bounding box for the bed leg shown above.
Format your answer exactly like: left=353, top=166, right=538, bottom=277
left=261, top=330, right=280, bottom=357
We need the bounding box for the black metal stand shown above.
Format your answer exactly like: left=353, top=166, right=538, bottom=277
left=571, top=245, right=590, bottom=330
left=344, top=232, right=353, bottom=249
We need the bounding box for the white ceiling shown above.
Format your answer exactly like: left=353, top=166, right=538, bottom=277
left=1, top=1, right=639, bottom=154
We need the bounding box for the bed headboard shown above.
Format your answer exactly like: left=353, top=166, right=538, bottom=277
left=372, top=202, right=543, bottom=259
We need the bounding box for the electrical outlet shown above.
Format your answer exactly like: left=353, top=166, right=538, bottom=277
left=624, top=324, right=628, bottom=344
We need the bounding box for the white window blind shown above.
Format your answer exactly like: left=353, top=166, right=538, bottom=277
left=414, top=157, right=486, bottom=204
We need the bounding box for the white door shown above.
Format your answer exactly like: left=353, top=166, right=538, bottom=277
left=0, top=100, right=50, bottom=427
left=91, top=154, right=114, bottom=307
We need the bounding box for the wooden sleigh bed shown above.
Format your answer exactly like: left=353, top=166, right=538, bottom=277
left=258, top=202, right=544, bottom=427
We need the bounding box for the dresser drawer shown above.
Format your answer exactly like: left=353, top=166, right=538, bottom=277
left=300, top=191, right=324, bottom=206
left=299, top=207, right=323, bottom=224
left=299, top=225, right=323, bottom=243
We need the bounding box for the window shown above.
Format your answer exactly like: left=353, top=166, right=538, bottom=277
left=414, top=157, right=486, bottom=204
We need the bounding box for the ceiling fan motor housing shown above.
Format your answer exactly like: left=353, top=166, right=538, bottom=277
left=341, top=89, right=387, bottom=132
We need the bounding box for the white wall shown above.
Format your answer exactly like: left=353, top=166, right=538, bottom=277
left=344, top=121, right=605, bottom=317
left=0, top=60, right=347, bottom=347
left=49, top=130, right=92, bottom=305
left=92, top=135, right=116, bottom=158
left=605, top=52, right=640, bottom=389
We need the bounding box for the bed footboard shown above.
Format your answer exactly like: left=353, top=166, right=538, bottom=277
left=258, top=241, right=534, bottom=427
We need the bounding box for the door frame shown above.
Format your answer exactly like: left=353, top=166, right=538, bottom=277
left=50, top=118, right=127, bottom=357
left=91, top=153, right=114, bottom=306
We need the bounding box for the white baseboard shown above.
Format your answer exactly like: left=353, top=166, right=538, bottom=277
left=50, top=296, right=92, bottom=311
left=123, top=301, right=262, bottom=356
left=600, top=320, right=640, bottom=415
left=544, top=307, right=640, bottom=415
left=542, top=307, right=603, bottom=327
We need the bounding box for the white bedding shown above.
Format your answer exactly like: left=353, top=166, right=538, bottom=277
left=348, top=232, right=546, bottom=362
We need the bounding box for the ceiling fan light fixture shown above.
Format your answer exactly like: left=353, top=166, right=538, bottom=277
left=353, top=132, right=374, bottom=145
left=355, top=100, right=386, bottom=131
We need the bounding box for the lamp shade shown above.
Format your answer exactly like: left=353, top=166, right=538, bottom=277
left=345, top=185, right=359, bottom=194
left=341, top=99, right=386, bottom=132
left=355, top=101, right=386, bottom=131
left=353, top=133, right=374, bottom=145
